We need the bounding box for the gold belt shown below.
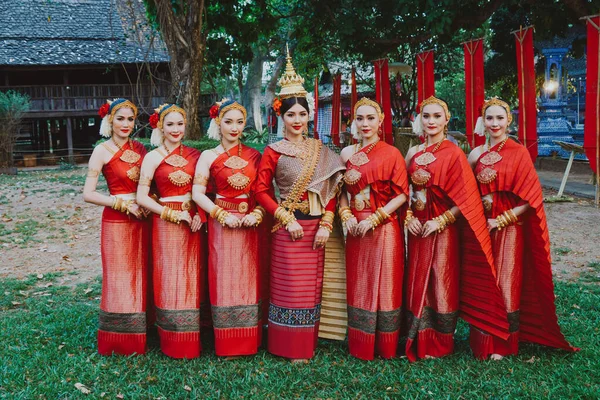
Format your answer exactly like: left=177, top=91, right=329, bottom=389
left=215, top=198, right=250, bottom=213
left=281, top=199, right=310, bottom=214
left=159, top=200, right=193, bottom=211
left=350, top=198, right=371, bottom=211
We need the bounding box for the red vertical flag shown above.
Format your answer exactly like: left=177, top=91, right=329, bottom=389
left=514, top=26, right=538, bottom=162
left=583, top=15, right=600, bottom=202
left=373, top=59, right=393, bottom=144
left=330, top=73, right=342, bottom=146
left=464, top=39, right=486, bottom=148
left=416, top=50, right=435, bottom=108
left=313, top=75, right=319, bottom=139
left=350, top=67, right=358, bottom=121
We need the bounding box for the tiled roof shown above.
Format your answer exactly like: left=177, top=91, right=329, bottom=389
left=0, top=0, right=169, bottom=66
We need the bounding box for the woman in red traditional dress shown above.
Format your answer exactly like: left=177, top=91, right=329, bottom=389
left=83, top=98, right=151, bottom=355
left=468, top=98, right=578, bottom=359
left=136, top=104, right=205, bottom=359
left=192, top=99, right=267, bottom=357
left=339, top=98, right=408, bottom=360
left=402, top=96, right=509, bottom=362
left=255, top=51, right=345, bottom=361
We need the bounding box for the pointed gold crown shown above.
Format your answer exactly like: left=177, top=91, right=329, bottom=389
left=482, top=97, right=513, bottom=124
left=277, top=45, right=307, bottom=99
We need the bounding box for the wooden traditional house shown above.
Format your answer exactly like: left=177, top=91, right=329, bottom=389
left=0, top=0, right=211, bottom=166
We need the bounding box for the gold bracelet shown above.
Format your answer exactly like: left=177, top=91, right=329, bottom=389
left=340, top=209, right=354, bottom=223
left=443, top=210, right=456, bottom=224
left=87, top=169, right=100, bottom=178
left=217, top=210, right=230, bottom=226
left=319, top=220, right=333, bottom=233
left=210, top=205, right=223, bottom=219
left=161, top=206, right=180, bottom=224
left=404, top=209, right=415, bottom=227
left=496, top=214, right=508, bottom=230
left=434, top=216, right=447, bottom=233
left=338, top=206, right=351, bottom=218
left=505, top=209, right=518, bottom=224
left=321, top=210, right=335, bottom=225
left=249, top=210, right=263, bottom=226
left=120, top=200, right=133, bottom=214
left=112, top=197, right=122, bottom=211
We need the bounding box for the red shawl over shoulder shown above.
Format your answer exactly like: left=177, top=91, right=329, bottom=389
left=416, top=140, right=509, bottom=339
left=478, top=139, right=577, bottom=351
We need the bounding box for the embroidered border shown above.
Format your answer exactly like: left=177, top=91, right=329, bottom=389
left=377, top=309, right=402, bottom=333
left=348, top=306, right=401, bottom=334
left=99, top=310, right=146, bottom=334
left=268, top=303, right=321, bottom=327
left=508, top=310, right=520, bottom=333
left=212, top=304, right=260, bottom=329
left=404, top=307, right=458, bottom=340
left=156, top=307, right=200, bottom=332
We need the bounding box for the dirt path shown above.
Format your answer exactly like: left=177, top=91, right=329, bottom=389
left=0, top=168, right=598, bottom=285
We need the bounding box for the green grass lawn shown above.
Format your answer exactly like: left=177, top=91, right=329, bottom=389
left=0, top=274, right=597, bottom=399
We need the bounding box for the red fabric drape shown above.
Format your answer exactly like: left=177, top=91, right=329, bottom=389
left=514, top=27, right=538, bottom=162
left=464, top=39, right=486, bottom=149
left=314, top=75, right=320, bottom=139
left=584, top=16, right=600, bottom=182
left=416, top=51, right=435, bottom=109
left=351, top=68, right=358, bottom=144
left=331, top=73, right=342, bottom=146
left=374, top=59, right=393, bottom=144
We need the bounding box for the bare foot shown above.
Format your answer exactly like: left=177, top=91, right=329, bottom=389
left=490, top=354, right=504, bottom=361
left=290, top=359, right=309, bottom=364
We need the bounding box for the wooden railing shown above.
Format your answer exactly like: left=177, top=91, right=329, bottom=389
left=1, top=84, right=216, bottom=114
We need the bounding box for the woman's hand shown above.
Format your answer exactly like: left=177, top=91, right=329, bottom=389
left=241, top=213, right=258, bottom=228
left=286, top=220, right=304, bottom=241
left=190, top=214, right=203, bottom=232
left=487, top=218, right=498, bottom=232
left=224, top=214, right=241, bottom=229
left=345, top=217, right=359, bottom=236
left=127, top=202, right=145, bottom=219
left=355, top=220, right=373, bottom=238
left=178, top=210, right=192, bottom=225
left=313, top=227, right=330, bottom=250
left=421, top=219, right=441, bottom=237
left=406, top=218, right=422, bottom=236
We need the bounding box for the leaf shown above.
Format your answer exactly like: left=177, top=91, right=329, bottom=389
left=62, top=255, right=72, bottom=262
left=524, top=356, right=537, bottom=363
left=74, top=383, right=91, bottom=394
left=84, top=288, right=93, bottom=294
left=11, top=301, right=22, bottom=306
left=184, top=385, right=192, bottom=392
left=116, top=394, right=124, bottom=399
left=37, top=274, right=43, bottom=279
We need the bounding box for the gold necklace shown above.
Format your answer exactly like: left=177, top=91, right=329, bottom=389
left=222, top=142, right=251, bottom=190
left=164, top=144, right=192, bottom=187
left=411, top=139, right=444, bottom=186
left=477, top=137, right=508, bottom=184
left=343, top=140, right=379, bottom=185
left=113, top=138, right=141, bottom=182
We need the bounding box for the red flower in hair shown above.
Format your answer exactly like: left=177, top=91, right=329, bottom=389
left=149, top=112, right=160, bottom=129
left=272, top=97, right=282, bottom=116
left=98, top=103, right=110, bottom=118
left=209, top=105, right=219, bottom=119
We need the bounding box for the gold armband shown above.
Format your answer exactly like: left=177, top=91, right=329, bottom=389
left=193, top=174, right=209, bottom=186
left=87, top=169, right=100, bottom=178
left=138, top=175, right=152, bottom=187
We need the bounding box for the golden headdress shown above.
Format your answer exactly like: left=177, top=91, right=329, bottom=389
left=277, top=45, right=308, bottom=99
left=482, top=97, right=513, bottom=124
left=419, top=96, right=451, bottom=120
left=353, top=97, right=384, bottom=121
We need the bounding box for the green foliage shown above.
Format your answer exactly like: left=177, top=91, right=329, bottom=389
left=243, top=126, right=269, bottom=144
left=0, top=90, right=31, bottom=168
left=436, top=72, right=466, bottom=132
left=0, top=276, right=596, bottom=398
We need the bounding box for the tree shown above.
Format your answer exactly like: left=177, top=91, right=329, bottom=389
left=0, top=91, right=30, bottom=172
left=145, top=0, right=206, bottom=139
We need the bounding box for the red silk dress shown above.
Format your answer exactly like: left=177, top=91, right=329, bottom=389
left=404, top=140, right=509, bottom=362
left=152, top=145, right=205, bottom=359
left=98, top=140, right=151, bottom=356
left=255, top=138, right=344, bottom=359
left=470, top=139, right=578, bottom=357
left=344, top=141, right=409, bottom=360
left=207, top=144, right=266, bottom=356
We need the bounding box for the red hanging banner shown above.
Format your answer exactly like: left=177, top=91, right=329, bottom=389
left=514, top=26, right=538, bottom=162
left=330, top=73, right=342, bottom=146
left=583, top=16, right=600, bottom=193
left=463, top=39, right=486, bottom=149
left=373, top=58, right=393, bottom=144
left=313, top=75, right=319, bottom=139
left=416, top=50, right=435, bottom=109
left=350, top=67, right=358, bottom=121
